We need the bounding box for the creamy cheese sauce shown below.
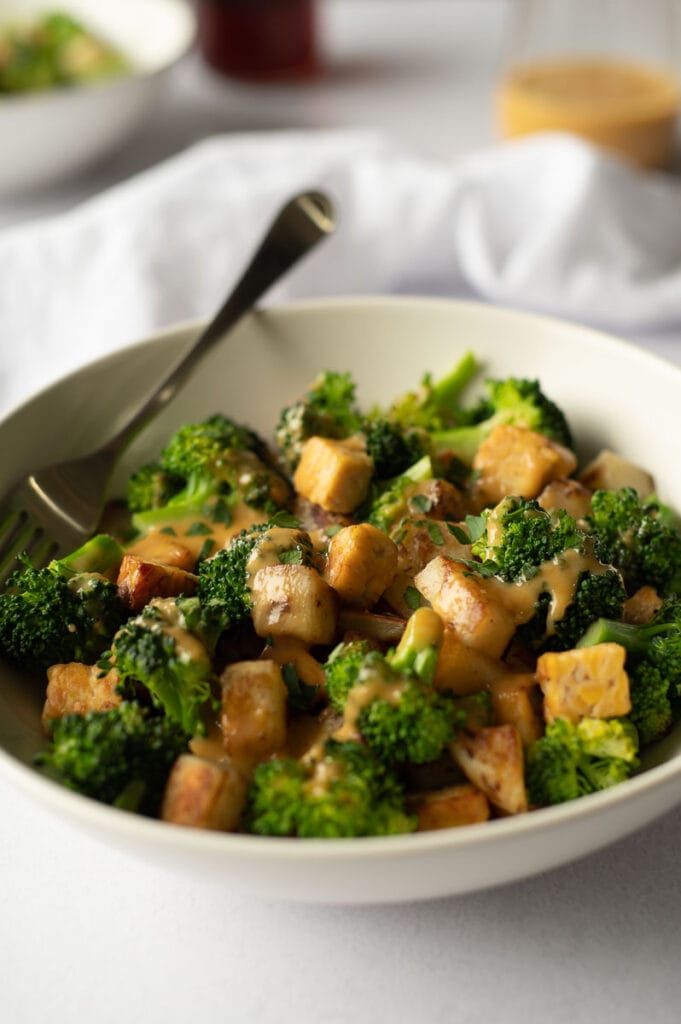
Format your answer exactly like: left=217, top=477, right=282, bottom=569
left=126, top=499, right=266, bottom=563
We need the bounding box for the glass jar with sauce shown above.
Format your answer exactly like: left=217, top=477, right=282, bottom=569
left=496, top=0, right=681, bottom=170
left=195, top=0, right=319, bottom=81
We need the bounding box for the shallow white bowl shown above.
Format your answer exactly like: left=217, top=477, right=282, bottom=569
left=0, top=0, right=195, bottom=194
left=1, top=296, right=680, bottom=904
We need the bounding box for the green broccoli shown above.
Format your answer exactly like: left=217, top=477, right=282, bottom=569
left=325, top=608, right=464, bottom=765
left=244, top=739, right=416, bottom=837
left=526, top=717, right=639, bottom=806
left=362, top=417, right=426, bottom=481
left=585, top=487, right=681, bottom=596
left=196, top=518, right=315, bottom=640
left=35, top=702, right=188, bottom=815
left=364, top=454, right=435, bottom=535
left=131, top=414, right=288, bottom=533
left=275, top=371, right=362, bottom=473
left=0, top=534, right=127, bottom=672
left=464, top=496, right=625, bottom=652
left=383, top=351, right=480, bottom=434
left=126, top=463, right=183, bottom=514
left=110, top=597, right=214, bottom=735
left=578, top=599, right=681, bottom=744
left=430, top=377, right=573, bottom=465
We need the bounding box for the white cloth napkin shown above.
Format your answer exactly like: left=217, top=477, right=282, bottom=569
left=2, top=128, right=681, bottom=414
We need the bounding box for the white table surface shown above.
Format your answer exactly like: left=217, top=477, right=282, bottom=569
left=3, top=3, right=681, bottom=1022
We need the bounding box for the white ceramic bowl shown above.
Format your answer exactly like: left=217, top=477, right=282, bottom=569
left=0, top=0, right=195, bottom=194
left=1, top=296, right=680, bottom=904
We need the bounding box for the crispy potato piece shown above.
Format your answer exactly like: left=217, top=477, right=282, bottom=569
left=415, top=555, right=516, bottom=658
left=42, top=663, right=121, bottom=728
left=579, top=449, right=654, bottom=498
left=395, top=519, right=471, bottom=577
left=251, top=564, right=336, bottom=644
left=161, top=754, right=246, bottom=831
left=408, top=479, right=464, bottom=521
left=116, top=553, right=198, bottom=612
left=489, top=673, right=543, bottom=747
left=434, top=627, right=507, bottom=695
left=537, top=477, right=593, bottom=521
left=293, top=436, right=373, bottom=514
left=415, top=784, right=490, bottom=830
left=220, top=659, right=288, bottom=767
left=537, top=643, right=631, bottom=723
left=623, top=585, right=663, bottom=625
left=472, top=424, right=577, bottom=506
left=451, top=724, right=528, bottom=814
left=123, top=534, right=196, bottom=571
left=324, top=523, right=398, bottom=608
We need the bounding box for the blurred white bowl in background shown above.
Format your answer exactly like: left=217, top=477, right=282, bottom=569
left=0, top=0, right=195, bottom=195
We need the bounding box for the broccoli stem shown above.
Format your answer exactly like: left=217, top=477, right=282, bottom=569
left=578, top=617, right=672, bottom=655
left=426, top=351, right=480, bottom=413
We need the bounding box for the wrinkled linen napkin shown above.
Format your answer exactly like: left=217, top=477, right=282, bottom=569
left=2, top=128, right=681, bottom=413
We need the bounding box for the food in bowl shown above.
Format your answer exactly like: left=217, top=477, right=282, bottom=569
left=2, top=349, right=680, bottom=839
left=0, top=9, right=129, bottom=94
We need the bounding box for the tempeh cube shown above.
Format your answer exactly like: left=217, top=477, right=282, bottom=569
left=415, top=555, right=516, bottom=658
left=116, top=553, right=198, bottom=612
left=293, top=436, right=373, bottom=513
left=220, top=659, right=288, bottom=767
left=537, top=643, right=631, bottom=723
left=42, top=663, right=121, bottom=728
left=324, top=523, right=398, bottom=608
left=250, top=564, right=336, bottom=644
left=161, top=754, right=246, bottom=830
left=451, top=724, right=528, bottom=814
left=473, top=424, right=577, bottom=505
left=537, top=477, right=593, bottom=521
left=415, top=784, right=490, bottom=830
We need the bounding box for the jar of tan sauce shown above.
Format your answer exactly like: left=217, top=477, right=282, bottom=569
left=497, top=57, right=680, bottom=170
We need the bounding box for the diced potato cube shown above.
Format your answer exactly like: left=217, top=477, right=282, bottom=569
left=251, top=564, right=336, bottom=644
left=473, top=424, right=578, bottom=505
left=395, top=519, right=471, bottom=577
left=220, top=659, right=288, bottom=767
left=293, top=436, right=373, bottom=514
left=415, top=784, right=490, bottom=830
left=124, top=534, right=196, bottom=571
left=489, top=673, right=543, bottom=746
left=116, top=553, right=198, bottom=612
left=537, top=477, right=593, bottom=521
left=451, top=724, right=528, bottom=814
left=415, top=555, right=516, bottom=658
left=324, top=523, right=398, bottom=608
left=623, top=585, right=663, bottom=625
left=537, top=643, right=631, bottom=723
left=434, top=627, right=507, bottom=695
left=42, top=663, right=121, bottom=727
left=408, top=479, right=464, bottom=521
left=579, top=449, right=654, bottom=498
left=161, top=754, right=246, bottom=830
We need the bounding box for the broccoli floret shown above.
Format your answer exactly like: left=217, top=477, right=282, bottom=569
left=465, top=497, right=625, bottom=652
left=365, top=454, right=435, bottom=535
left=526, top=717, right=639, bottom=806
left=126, top=463, right=183, bottom=514
left=431, top=377, right=573, bottom=465
left=471, top=496, right=584, bottom=582
left=362, top=417, right=427, bottom=481
left=578, top=599, right=681, bottom=743
left=244, top=739, right=416, bottom=837
left=384, top=351, right=480, bottom=434
left=0, top=534, right=127, bottom=672
left=35, top=702, right=188, bottom=815
left=586, top=487, right=681, bottom=596
left=131, top=414, right=288, bottom=535
left=196, top=519, right=315, bottom=640
left=110, top=598, right=214, bottom=735
left=328, top=608, right=464, bottom=765
left=275, top=371, right=362, bottom=473
left=325, top=638, right=374, bottom=713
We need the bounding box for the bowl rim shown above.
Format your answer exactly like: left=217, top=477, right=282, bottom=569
left=2, top=293, right=681, bottom=863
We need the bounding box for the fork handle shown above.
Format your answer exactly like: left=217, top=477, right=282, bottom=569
left=100, top=190, right=336, bottom=460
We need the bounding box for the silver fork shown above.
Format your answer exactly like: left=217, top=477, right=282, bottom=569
left=0, top=190, right=336, bottom=583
